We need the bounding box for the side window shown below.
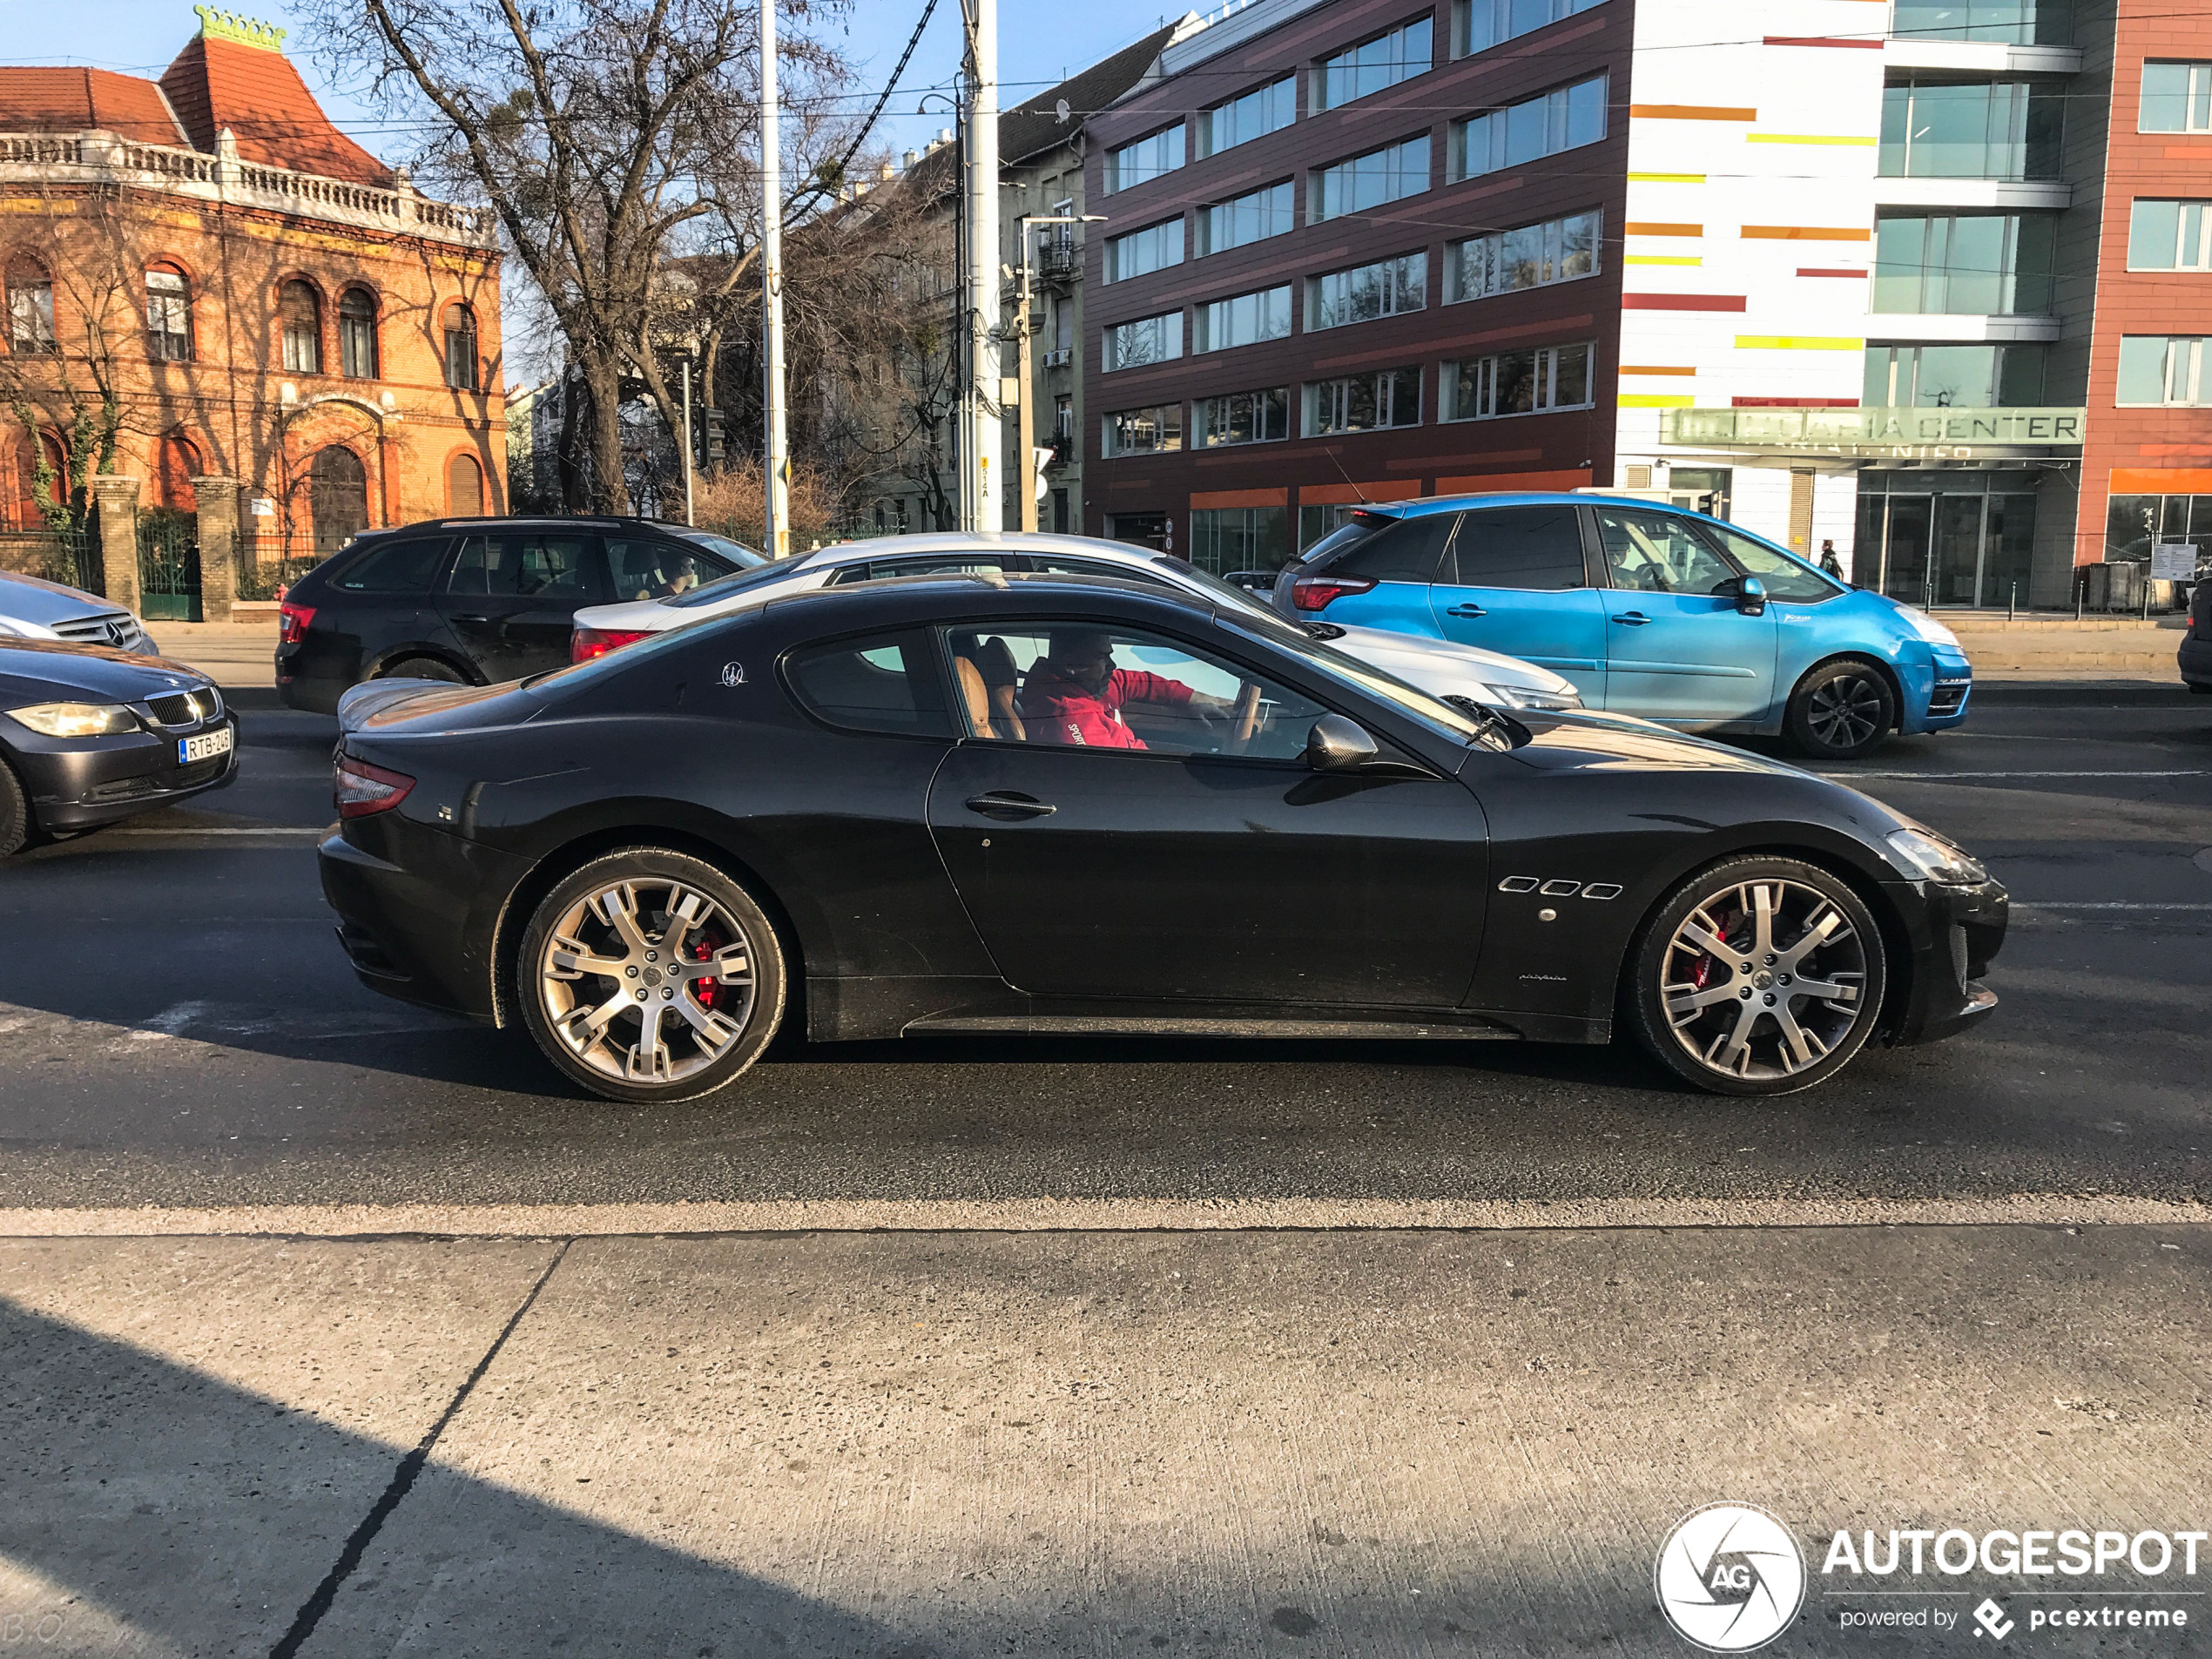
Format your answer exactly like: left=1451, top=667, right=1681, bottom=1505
left=1328, top=512, right=1460, bottom=583
left=1696, top=523, right=1844, bottom=604
left=945, top=624, right=1327, bottom=761
left=1595, top=509, right=1738, bottom=596
left=447, top=534, right=604, bottom=600
left=783, top=630, right=954, bottom=738
left=1447, top=507, right=1588, bottom=590
left=869, top=555, right=1018, bottom=581
left=331, top=536, right=451, bottom=593
left=606, top=537, right=734, bottom=601
left=1028, top=556, right=1173, bottom=589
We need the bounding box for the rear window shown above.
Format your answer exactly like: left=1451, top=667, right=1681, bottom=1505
left=782, top=629, right=954, bottom=738
left=330, top=536, right=451, bottom=594
left=667, top=553, right=814, bottom=609
left=1330, top=512, right=1459, bottom=583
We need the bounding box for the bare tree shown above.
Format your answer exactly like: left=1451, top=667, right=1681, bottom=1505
left=303, top=0, right=859, bottom=511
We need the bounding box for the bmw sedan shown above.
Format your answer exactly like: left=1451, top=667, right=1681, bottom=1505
left=320, top=573, right=2006, bottom=1102
left=1273, top=495, right=1974, bottom=759
left=570, top=532, right=1586, bottom=714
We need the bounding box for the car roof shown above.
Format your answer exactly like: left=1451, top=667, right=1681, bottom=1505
left=348, top=515, right=737, bottom=539
left=794, top=531, right=1163, bottom=568
left=763, top=568, right=1221, bottom=624
left=1354, top=491, right=1817, bottom=563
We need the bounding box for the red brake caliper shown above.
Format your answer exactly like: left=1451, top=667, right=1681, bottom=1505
left=692, top=934, right=717, bottom=1008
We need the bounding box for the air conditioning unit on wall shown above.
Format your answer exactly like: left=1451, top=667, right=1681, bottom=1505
left=1042, top=347, right=1071, bottom=369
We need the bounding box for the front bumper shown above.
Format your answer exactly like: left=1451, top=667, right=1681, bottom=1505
left=10, top=716, right=239, bottom=831
left=1898, top=646, right=1973, bottom=734
left=1885, top=873, right=2008, bottom=1047
left=2179, top=633, right=2212, bottom=691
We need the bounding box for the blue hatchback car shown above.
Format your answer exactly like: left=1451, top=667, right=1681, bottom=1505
left=1270, top=493, right=1973, bottom=759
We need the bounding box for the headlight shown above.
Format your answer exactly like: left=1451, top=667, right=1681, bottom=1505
left=1885, top=826, right=1987, bottom=886
left=1896, top=605, right=1961, bottom=649
left=4, top=701, right=140, bottom=738
left=1477, top=681, right=1583, bottom=712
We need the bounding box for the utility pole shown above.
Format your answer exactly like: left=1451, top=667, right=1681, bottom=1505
left=958, top=0, right=997, bottom=534
left=760, top=0, right=791, bottom=556
left=680, top=354, right=695, bottom=527
left=1013, top=213, right=1103, bottom=533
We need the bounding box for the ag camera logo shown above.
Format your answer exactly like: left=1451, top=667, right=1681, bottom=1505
left=1656, top=1502, right=1808, bottom=1652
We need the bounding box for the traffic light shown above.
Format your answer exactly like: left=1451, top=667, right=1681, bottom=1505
left=698, top=407, right=726, bottom=466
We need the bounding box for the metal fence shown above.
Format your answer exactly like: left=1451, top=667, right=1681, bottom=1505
left=49, top=528, right=100, bottom=594
left=136, top=512, right=202, bottom=622
left=236, top=534, right=320, bottom=602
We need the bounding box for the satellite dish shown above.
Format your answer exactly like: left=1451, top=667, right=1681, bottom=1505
left=1055, top=98, right=1070, bottom=125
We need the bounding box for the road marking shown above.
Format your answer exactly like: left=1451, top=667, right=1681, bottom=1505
left=2013, top=901, right=2212, bottom=912
left=1823, top=769, right=2211, bottom=780
left=101, top=826, right=325, bottom=838
left=0, top=1196, right=2205, bottom=1238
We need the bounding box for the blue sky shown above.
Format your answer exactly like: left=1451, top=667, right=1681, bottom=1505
left=0, top=0, right=1180, bottom=170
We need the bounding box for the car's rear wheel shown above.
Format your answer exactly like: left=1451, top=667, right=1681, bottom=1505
left=1626, top=857, right=1887, bottom=1096
left=517, top=848, right=786, bottom=1103
left=1784, top=658, right=1896, bottom=760
left=379, top=655, right=469, bottom=685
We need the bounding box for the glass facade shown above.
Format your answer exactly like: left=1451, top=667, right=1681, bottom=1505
left=1200, top=182, right=1295, bottom=254
left=2128, top=199, right=2212, bottom=269
left=1103, top=312, right=1184, bottom=371
left=1317, top=17, right=1433, bottom=111
left=2106, top=494, right=2212, bottom=570
left=1455, top=0, right=1607, bottom=58
left=1104, top=125, right=1185, bottom=193
left=1312, top=136, right=1431, bottom=221
left=1443, top=342, right=1595, bottom=419
left=1103, top=219, right=1184, bottom=284
left=1197, top=388, right=1290, bottom=447
left=1455, top=75, right=1606, bottom=179
left=2116, top=336, right=2210, bottom=406
left=1855, top=473, right=2039, bottom=608
left=1879, top=82, right=2062, bottom=180
left=1862, top=343, right=2047, bottom=407
left=2141, top=62, right=2212, bottom=133
left=1447, top=210, right=1601, bottom=301
left=1872, top=214, right=2057, bottom=314
left=1195, top=286, right=1292, bottom=352
left=1102, top=404, right=1183, bottom=457
left=1305, top=367, right=1422, bottom=435
left=1189, top=507, right=1292, bottom=577
left=1202, top=77, right=1295, bottom=156
left=1308, top=253, right=1426, bottom=330
left=1889, top=0, right=2070, bottom=42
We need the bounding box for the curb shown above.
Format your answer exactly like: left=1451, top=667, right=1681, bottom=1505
left=1973, top=682, right=2202, bottom=705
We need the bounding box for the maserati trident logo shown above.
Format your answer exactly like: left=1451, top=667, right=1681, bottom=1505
left=719, top=662, right=746, bottom=687
left=1655, top=1503, right=1807, bottom=1652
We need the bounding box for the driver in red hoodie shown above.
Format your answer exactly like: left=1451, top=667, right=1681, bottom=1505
left=1021, top=629, right=1231, bottom=750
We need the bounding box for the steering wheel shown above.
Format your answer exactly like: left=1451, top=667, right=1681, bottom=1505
left=1226, top=681, right=1263, bottom=754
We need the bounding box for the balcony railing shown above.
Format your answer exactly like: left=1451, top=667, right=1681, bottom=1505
left=0, top=130, right=496, bottom=247
left=1038, top=239, right=1081, bottom=283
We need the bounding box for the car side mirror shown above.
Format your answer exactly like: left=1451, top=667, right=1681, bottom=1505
left=1735, top=575, right=1768, bottom=616
left=1305, top=713, right=1379, bottom=772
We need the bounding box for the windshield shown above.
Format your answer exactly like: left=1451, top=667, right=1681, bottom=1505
left=664, top=550, right=815, bottom=609
left=672, top=530, right=766, bottom=568
left=1214, top=614, right=1510, bottom=752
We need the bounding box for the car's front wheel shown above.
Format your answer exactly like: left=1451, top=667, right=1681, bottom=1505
left=517, top=848, right=786, bottom=1103
left=378, top=655, right=469, bottom=685
left=1784, top=658, right=1896, bottom=760
left=1625, top=857, right=1887, bottom=1096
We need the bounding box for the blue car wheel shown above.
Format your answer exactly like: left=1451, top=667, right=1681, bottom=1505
left=1784, top=658, right=1898, bottom=761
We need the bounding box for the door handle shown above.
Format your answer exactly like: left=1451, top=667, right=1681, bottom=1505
left=1611, top=611, right=1652, bottom=625
left=964, top=792, right=1056, bottom=819
left=451, top=613, right=492, bottom=624
left=1446, top=604, right=1487, bottom=618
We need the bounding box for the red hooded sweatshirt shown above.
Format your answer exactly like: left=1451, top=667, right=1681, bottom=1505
left=1021, top=666, right=1195, bottom=749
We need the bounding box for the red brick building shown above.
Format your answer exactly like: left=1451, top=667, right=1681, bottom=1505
left=0, top=10, right=502, bottom=615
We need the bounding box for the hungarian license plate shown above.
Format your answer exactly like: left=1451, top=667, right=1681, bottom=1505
left=179, top=725, right=233, bottom=765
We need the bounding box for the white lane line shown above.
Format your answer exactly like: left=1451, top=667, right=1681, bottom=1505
left=1823, top=769, right=2211, bottom=780
left=103, top=826, right=325, bottom=837
left=2013, top=902, right=2212, bottom=912
left=0, top=1195, right=2206, bottom=1238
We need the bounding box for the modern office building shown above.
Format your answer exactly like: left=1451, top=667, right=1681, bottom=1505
left=1082, top=0, right=2209, bottom=605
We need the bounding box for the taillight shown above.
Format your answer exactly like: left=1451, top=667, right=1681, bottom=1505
left=279, top=602, right=315, bottom=644
left=571, top=625, right=651, bottom=663
left=1290, top=574, right=1377, bottom=612
left=334, top=753, right=415, bottom=818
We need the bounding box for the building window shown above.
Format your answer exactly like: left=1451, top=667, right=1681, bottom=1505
left=1455, top=0, right=1605, bottom=58
left=1871, top=213, right=2056, bottom=314
left=443, top=303, right=480, bottom=390
left=2105, top=492, right=2212, bottom=564
left=1104, top=219, right=1185, bottom=283
left=1104, top=125, right=1185, bottom=193
left=448, top=451, right=485, bottom=516
left=1189, top=507, right=1292, bottom=577
left=1442, top=341, right=1594, bottom=419
left=1863, top=343, right=2047, bottom=406
left=2141, top=62, right=2212, bottom=133
left=145, top=265, right=192, bottom=362
left=1305, top=366, right=1421, bottom=435
left=1317, top=17, right=1433, bottom=111
left=2117, top=336, right=2210, bottom=406
left=1102, top=404, right=1184, bottom=456
left=1312, top=135, right=1431, bottom=223
left=1455, top=74, right=1606, bottom=179
left=1103, top=311, right=1184, bottom=371
left=1199, top=181, right=1295, bottom=255
left=1195, top=286, right=1292, bottom=352
left=1197, top=387, right=1290, bottom=447
left=340, top=287, right=380, bottom=378
left=1201, top=76, right=1296, bottom=157
left=279, top=280, right=321, bottom=374
left=1879, top=82, right=2063, bottom=180
left=1447, top=209, right=1601, bottom=300
left=1053, top=394, right=1073, bottom=445
left=1891, top=0, right=2067, bottom=44
left=1309, top=252, right=1426, bottom=331
left=5, top=260, right=55, bottom=354
left=2128, top=199, right=2212, bottom=270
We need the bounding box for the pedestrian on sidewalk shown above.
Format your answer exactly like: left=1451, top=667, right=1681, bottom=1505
left=1818, top=539, right=1846, bottom=581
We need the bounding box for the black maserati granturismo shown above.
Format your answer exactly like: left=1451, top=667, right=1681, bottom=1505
left=318, top=571, right=2006, bottom=1100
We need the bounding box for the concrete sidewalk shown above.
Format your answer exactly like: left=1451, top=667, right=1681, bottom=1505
left=3, top=1224, right=2205, bottom=1657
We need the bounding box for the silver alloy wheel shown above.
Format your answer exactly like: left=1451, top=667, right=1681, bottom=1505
left=1661, top=877, right=1870, bottom=1082
left=1805, top=671, right=1885, bottom=752
left=536, top=879, right=757, bottom=1084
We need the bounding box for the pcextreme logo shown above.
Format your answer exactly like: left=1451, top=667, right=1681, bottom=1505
left=1656, top=1503, right=1809, bottom=1653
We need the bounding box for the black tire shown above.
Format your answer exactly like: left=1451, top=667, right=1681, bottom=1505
left=0, top=757, right=29, bottom=859
left=1784, top=658, right=1897, bottom=760
left=516, top=847, right=786, bottom=1103
left=379, top=655, right=469, bottom=685
left=1625, top=855, right=1887, bottom=1096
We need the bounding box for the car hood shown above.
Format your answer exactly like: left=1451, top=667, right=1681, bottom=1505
left=0, top=569, right=123, bottom=627
left=1505, top=708, right=1819, bottom=776
left=0, top=639, right=211, bottom=705
left=339, top=676, right=539, bottom=735
left=1325, top=623, right=1575, bottom=695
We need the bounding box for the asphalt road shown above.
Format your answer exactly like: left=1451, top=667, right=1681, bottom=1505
left=1, top=692, right=2205, bottom=1217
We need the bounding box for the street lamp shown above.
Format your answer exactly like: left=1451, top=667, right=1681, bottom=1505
left=1010, top=212, right=1103, bottom=534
